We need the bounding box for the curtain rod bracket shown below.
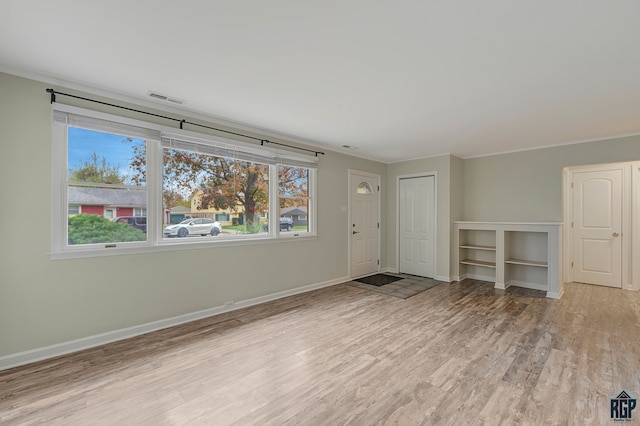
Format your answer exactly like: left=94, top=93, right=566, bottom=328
left=179, top=119, right=185, bottom=130
left=46, top=88, right=56, bottom=104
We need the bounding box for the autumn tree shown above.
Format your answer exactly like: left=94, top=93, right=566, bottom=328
left=129, top=143, right=307, bottom=224
left=278, top=165, right=308, bottom=209
left=163, top=190, right=190, bottom=209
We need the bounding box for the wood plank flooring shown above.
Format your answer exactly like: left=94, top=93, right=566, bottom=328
left=1, top=279, right=639, bottom=425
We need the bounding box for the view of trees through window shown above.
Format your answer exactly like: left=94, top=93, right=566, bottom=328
left=278, top=165, right=310, bottom=233
left=160, top=148, right=270, bottom=234
left=65, top=125, right=312, bottom=245
left=67, top=127, right=147, bottom=245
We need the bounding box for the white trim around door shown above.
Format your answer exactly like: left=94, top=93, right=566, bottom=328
left=563, top=162, right=637, bottom=290
left=348, top=170, right=381, bottom=279
left=395, top=172, right=437, bottom=278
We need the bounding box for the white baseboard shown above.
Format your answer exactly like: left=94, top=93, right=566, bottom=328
left=546, top=291, right=563, bottom=299
left=494, top=281, right=509, bottom=290
left=435, top=275, right=452, bottom=282
left=380, top=267, right=398, bottom=274
left=0, top=276, right=348, bottom=372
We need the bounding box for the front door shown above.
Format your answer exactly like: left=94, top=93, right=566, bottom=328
left=350, top=172, right=380, bottom=278
left=572, top=168, right=623, bottom=288
left=399, top=176, right=435, bottom=277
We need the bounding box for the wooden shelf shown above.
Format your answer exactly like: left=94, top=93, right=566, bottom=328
left=460, top=244, right=496, bottom=251
left=460, top=259, right=496, bottom=268
left=505, top=258, right=548, bottom=268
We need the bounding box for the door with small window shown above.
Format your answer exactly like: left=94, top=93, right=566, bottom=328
left=350, top=171, right=380, bottom=278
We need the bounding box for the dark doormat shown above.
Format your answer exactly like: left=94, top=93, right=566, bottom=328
left=353, top=274, right=404, bottom=287
left=348, top=274, right=445, bottom=299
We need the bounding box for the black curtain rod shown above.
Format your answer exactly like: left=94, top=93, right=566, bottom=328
left=46, top=88, right=325, bottom=157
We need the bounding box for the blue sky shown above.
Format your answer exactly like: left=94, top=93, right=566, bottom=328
left=68, top=127, right=145, bottom=183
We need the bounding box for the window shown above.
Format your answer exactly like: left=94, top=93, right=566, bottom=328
left=162, top=133, right=271, bottom=238
left=51, top=105, right=317, bottom=258
left=215, top=213, right=230, bottom=222
left=54, top=110, right=152, bottom=248
left=357, top=181, right=373, bottom=195
left=278, top=165, right=311, bottom=232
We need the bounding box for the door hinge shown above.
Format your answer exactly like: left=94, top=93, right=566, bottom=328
left=377, top=185, right=380, bottom=191
left=571, top=222, right=574, bottom=228
left=377, top=222, right=380, bottom=229
left=377, top=260, right=380, bottom=265
left=571, top=261, right=574, bottom=267
left=571, top=182, right=574, bottom=189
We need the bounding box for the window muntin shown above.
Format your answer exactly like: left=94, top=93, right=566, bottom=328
left=52, top=105, right=317, bottom=258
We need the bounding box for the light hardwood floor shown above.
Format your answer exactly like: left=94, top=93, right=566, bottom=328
left=1, top=279, right=639, bottom=425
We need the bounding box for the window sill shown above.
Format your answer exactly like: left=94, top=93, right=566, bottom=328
left=49, top=233, right=318, bottom=260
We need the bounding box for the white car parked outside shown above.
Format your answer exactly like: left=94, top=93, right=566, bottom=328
left=164, top=218, right=222, bottom=238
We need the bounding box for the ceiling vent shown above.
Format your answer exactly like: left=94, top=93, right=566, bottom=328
left=147, top=91, right=185, bottom=105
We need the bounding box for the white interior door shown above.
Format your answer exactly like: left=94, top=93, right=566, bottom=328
left=572, top=168, right=622, bottom=288
left=350, top=173, right=379, bottom=278
left=399, top=176, right=435, bottom=277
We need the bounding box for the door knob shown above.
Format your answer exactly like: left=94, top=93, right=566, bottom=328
left=353, top=230, right=360, bottom=235
left=612, top=232, right=620, bottom=237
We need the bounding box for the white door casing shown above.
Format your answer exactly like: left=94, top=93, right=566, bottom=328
left=572, top=168, right=623, bottom=288
left=399, top=176, right=435, bottom=277
left=350, top=171, right=380, bottom=278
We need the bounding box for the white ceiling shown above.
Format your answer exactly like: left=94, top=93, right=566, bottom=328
left=2, top=1, right=640, bottom=162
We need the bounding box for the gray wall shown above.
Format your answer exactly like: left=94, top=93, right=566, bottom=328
left=462, top=138, right=640, bottom=222
left=0, top=73, right=385, bottom=357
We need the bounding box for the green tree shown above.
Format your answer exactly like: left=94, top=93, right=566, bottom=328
left=68, top=214, right=146, bottom=245
left=69, top=153, right=124, bottom=184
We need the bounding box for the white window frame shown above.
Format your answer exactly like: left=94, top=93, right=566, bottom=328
left=51, top=104, right=317, bottom=260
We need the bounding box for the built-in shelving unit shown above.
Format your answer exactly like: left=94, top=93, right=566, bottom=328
left=454, top=222, right=563, bottom=299
left=456, top=223, right=498, bottom=283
